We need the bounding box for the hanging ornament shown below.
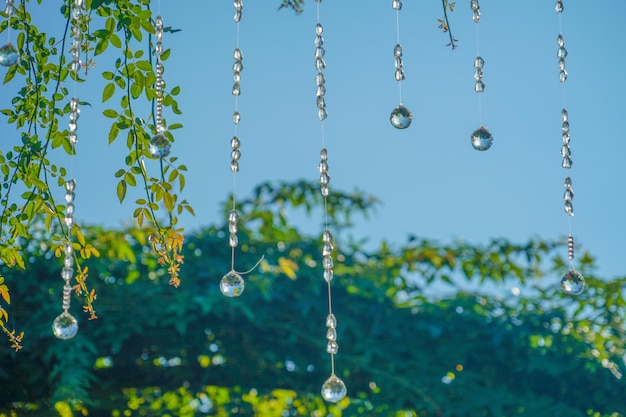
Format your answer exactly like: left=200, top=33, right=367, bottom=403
left=221, top=0, right=246, bottom=297
left=0, top=0, right=18, bottom=67
left=149, top=15, right=171, bottom=159
left=315, top=0, right=347, bottom=403
left=389, top=0, right=412, bottom=130
left=555, top=0, right=584, bottom=295
left=469, top=0, right=492, bottom=151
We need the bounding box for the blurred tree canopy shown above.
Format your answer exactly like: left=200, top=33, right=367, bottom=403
left=0, top=180, right=624, bottom=417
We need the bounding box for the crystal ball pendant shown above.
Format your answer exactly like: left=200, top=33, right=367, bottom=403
left=390, top=104, right=412, bottom=129
left=148, top=134, right=171, bottom=159
left=561, top=269, right=585, bottom=295
left=321, top=374, right=347, bottom=403
left=0, top=43, right=19, bottom=67
left=470, top=126, right=493, bottom=151
left=52, top=311, right=79, bottom=340
left=220, top=270, right=245, bottom=297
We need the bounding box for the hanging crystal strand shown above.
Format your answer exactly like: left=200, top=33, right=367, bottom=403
left=469, top=0, right=493, bottom=151
left=0, top=0, right=18, bottom=67
left=220, top=0, right=245, bottom=298
left=555, top=0, right=584, bottom=295
left=52, top=180, right=79, bottom=340
left=148, top=15, right=171, bottom=159
left=316, top=0, right=347, bottom=404
left=389, top=0, right=412, bottom=129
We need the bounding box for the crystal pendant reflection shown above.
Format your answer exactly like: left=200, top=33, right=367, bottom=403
left=220, top=270, right=245, bottom=297
left=52, top=311, right=79, bottom=340
left=0, top=43, right=18, bottom=67
left=390, top=104, right=412, bottom=129
left=561, top=269, right=584, bottom=295
left=321, top=374, right=347, bottom=403
left=470, top=126, right=493, bottom=151
left=148, top=134, right=171, bottom=158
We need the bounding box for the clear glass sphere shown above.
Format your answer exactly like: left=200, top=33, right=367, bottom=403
left=52, top=311, right=79, bottom=340
left=0, top=43, right=19, bottom=67
left=470, top=126, right=493, bottom=151
left=321, top=374, right=347, bottom=403
left=390, top=104, right=412, bottom=129
left=561, top=270, right=585, bottom=295
left=220, top=271, right=245, bottom=297
left=149, top=134, right=171, bottom=159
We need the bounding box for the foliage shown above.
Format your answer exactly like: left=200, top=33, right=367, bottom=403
left=0, top=180, right=624, bottom=417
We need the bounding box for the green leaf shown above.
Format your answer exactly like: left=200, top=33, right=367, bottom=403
left=102, top=83, right=116, bottom=102
left=103, top=109, right=118, bottom=118
left=116, top=180, right=127, bottom=203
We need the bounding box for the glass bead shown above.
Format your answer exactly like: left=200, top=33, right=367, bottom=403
left=557, top=47, right=567, bottom=59
left=230, top=149, right=241, bottom=161
left=317, top=96, right=326, bottom=110
left=318, top=160, right=328, bottom=173
left=474, top=80, right=485, bottom=93
left=315, top=23, right=324, bottom=36
left=234, top=0, right=243, bottom=11
left=322, top=255, right=334, bottom=270
left=234, top=11, right=242, bottom=23
left=68, top=133, right=78, bottom=145
left=557, top=34, right=564, bottom=47
left=562, top=121, right=570, bottom=134
left=229, top=233, right=239, bottom=247
left=316, top=72, right=325, bottom=86
left=64, top=255, right=74, bottom=268
left=230, top=161, right=240, bottom=172
left=321, top=375, right=347, bottom=403
left=321, top=186, right=330, bottom=197
left=64, top=216, right=74, bottom=228
left=323, top=269, right=334, bottom=282
left=220, top=270, right=244, bottom=297
left=560, top=145, right=571, bottom=157
left=558, top=58, right=566, bottom=71
left=559, top=70, right=567, bottom=83
left=65, top=192, right=75, bottom=203
left=393, top=43, right=403, bottom=57
left=322, top=229, right=333, bottom=243
left=230, top=136, right=240, bottom=149
left=66, top=179, right=76, bottom=192
left=394, top=68, right=405, bottom=81
left=326, top=327, right=337, bottom=341
left=315, top=58, right=326, bottom=71
left=474, top=56, right=484, bottom=69
left=474, top=68, right=483, bottom=81
left=561, top=270, right=584, bottom=295
left=564, top=176, right=572, bottom=187
left=322, top=243, right=333, bottom=256
left=315, top=35, right=324, bottom=48
left=318, top=108, right=328, bottom=121
left=320, top=148, right=328, bottom=160
left=392, top=0, right=402, bottom=10
left=61, top=267, right=73, bottom=280
left=229, top=223, right=237, bottom=234
left=564, top=200, right=574, bottom=215
left=394, top=56, right=403, bottom=69
left=320, top=173, right=330, bottom=185
left=52, top=311, right=79, bottom=340
left=148, top=134, right=171, bottom=159
left=326, top=313, right=337, bottom=328
left=564, top=189, right=574, bottom=201
left=470, top=0, right=480, bottom=11
left=233, top=111, right=241, bottom=124
left=228, top=209, right=240, bottom=223
left=562, top=156, right=572, bottom=169
left=470, top=126, right=493, bottom=151
left=326, top=340, right=338, bottom=354
left=472, top=9, right=481, bottom=23
left=233, top=48, right=243, bottom=60
left=232, top=83, right=241, bottom=96
left=562, top=132, right=570, bottom=145
left=315, top=47, right=325, bottom=59
left=555, top=1, right=563, bottom=13
left=66, top=203, right=75, bottom=216
left=233, top=60, right=243, bottom=73
left=316, top=85, right=326, bottom=97
left=561, top=108, right=568, bottom=122
left=390, top=104, right=412, bottom=129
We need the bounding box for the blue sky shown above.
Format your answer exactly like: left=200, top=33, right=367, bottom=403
left=9, top=1, right=626, bottom=280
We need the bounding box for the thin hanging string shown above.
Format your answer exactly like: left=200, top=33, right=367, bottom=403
left=474, top=23, right=483, bottom=125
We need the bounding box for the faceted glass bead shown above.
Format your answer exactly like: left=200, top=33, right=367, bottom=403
left=555, top=1, right=563, bottom=13
left=148, top=134, right=171, bottom=158
left=64, top=256, right=74, bottom=270
left=323, top=269, right=334, bottom=282
left=564, top=176, right=572, bottom=187
left=229, top=233, right=239, bottom=247
left=557, top=34, right=564, bottom=47
left=320, top=148, right=328, bottom=160
left=318, top=108, right=328, bottom=121
left=470, top=126, right=493, bottom=151
left=317, top=96, right=326, bottom=110
left=232, top=83, right=241, bottom=96
left=393, top=43, right=403, bottom=57
left=562, top=121, right=570, bottom=133
left=474, top=68, right=483, bottom=81
left=326, top=313, right=337, bottom=328
left=321, top=375, right=347, bottom=403
left=474, top=56, right=484, bottom=69
left=66, top=179, right=76, bottom=192
left=233, top=111, right=241, bottom=124
left=326, top=340, right=338, bottom=354
left=230, top=161, right=239, bottom=172
left=562, top=156, right=572, bottom=169
left=233, top=60, right=243, bottom=73
left=394, top=68, right=405, bottom=81
left=315, top=58, right=326, bottom=71
left=52, top=311, right=79, bottom=340
left=394, top=57, right=403, bottom=69
left=316, top=85, right=326, bottom=97
left=315, top=47, right=325, bottom=59
left=562, top=132, right=570, bottom=145
left=220, top=271, right=244, bottom=297
left=314, top=35, right=324, bottom=48
left=315, top=23, right=324, bottom=36
left=320, top=173, right=330, bottom=185
left=472, top=9, right=481, bottom=22
left=390, top=104, right=412, bottom=129
left=561, top=108, right=568, bottom=122
left=392, top=0, right=402, bottom=10
left=61, top=266, right=73, bottom=280
left=318, top=160, right=328, bottom=173
left=559, top=70, right=567, bottom=83
left=326, top=327, right=337, bottom=341
left=316, top=72, right=325, bottom=86
left=564, top=189, right=574, bottom=201
left=322, top=255, right=334, bottom=270
left=231, top=136, right=241, bottom=149
left=474, top=80, right=485, bottom=93
left=230, top=149, right=241, bottom=161
left=0, top=42, right=19, bottom=67
left=229, top=223, right=238, bottom=234
left=322, top=230, right=333, bottom=243
left=561, top=270, right=584, bottom=295
left=564, top=200, right=574, bottom=215
left=470, top=0, right=480, bottom=11
left=557, top=47, right=567, bottom=59
left=234, top=11, right=242, bottom=23
left=322, top=243, right=333, bottom=256
left=558, top=58, right=566, bottom=71
left=228, top=209, right=240, bottom=223
left=560, top=145, right=571, bottom=157
left=233, top=47, right=243, bottom=60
